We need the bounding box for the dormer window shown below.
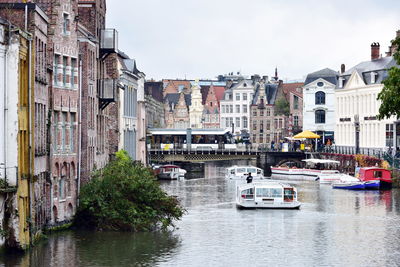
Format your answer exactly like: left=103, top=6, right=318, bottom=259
left=63, top=13, right=70, bottom=35
left=371, top=72, right=377, bottom=84
left=339, top=77, right=344, bottom=88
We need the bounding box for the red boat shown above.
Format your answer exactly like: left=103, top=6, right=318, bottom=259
left=356, top=167, right=392, bottom=189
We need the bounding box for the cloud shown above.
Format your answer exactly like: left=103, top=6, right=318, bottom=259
left=106, top=0, right=400, bottom=81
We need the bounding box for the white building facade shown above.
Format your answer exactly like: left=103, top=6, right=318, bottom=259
left=220, top=79, right=255, bottom=134
left=189, top=80, right=204, bottom=129
left=303, top=68, right=338, bottom=143
left=335, top=52, right=398, bottom=150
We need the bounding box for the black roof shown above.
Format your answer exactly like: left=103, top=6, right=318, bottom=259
left=144, top=82, right=163, bottom=102
left=164, top=93, right=192, bottom=110
left=304, top=68, right=339, bottom=86
left=252, top=83, right=279, bottom=105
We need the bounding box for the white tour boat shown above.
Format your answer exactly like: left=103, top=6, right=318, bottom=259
left=236, top=181, right=301, bottom=209
left=225, top=165, right=265, bottom=180
left=157, top=165, right=185, bottom=180
left=271, top=159, right=342, bottom=183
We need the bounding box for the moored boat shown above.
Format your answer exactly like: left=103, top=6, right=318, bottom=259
left=226, top=165, right=265, bottom=180
left=157, top=165, right=184, bottom=180
left=356, top=167, right=392, bottom=189
left=332, top=174, right=365, bottom=190
left=364, top=180, right=380, bottom=190
left=236, top=181, right=301, bottom=209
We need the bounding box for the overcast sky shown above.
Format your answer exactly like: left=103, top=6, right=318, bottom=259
left=106, top=0, right=400, bottom=82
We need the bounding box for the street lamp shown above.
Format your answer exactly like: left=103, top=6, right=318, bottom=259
left=354, top=114, right=360, bottom=154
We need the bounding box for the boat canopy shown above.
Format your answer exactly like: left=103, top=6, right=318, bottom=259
left=302, top=159, right=340, bottom=164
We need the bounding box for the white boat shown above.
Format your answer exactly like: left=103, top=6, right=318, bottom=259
left=225, top=165, right=265, bottom=180
left=236, top=181, right=301, bottom=209
left=271, top=159, right=342, bottom=183
left=157, top=165, right=184, bottom=180
left=332, top=174, right=365, bottom=190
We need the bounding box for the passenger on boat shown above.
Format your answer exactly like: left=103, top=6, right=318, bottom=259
left=246, top=173, right=253, bottom=183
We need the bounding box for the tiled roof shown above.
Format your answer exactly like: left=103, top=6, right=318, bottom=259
left=281, top=82, right=303, bottom=97
left=214, top=86, right=226, bottom=103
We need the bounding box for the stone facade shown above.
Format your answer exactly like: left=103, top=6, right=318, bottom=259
left=281, top=82, right=304, bottom=136
left=144, top=81, right=165, bottom=128
left=189, top=80, right=204, bottom=128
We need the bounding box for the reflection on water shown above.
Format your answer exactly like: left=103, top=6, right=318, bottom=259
left=1, top=160, right=400, bottom=267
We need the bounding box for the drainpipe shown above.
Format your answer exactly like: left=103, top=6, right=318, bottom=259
left=77, top=56, right=82, bottom=202
left=28, top=35, right=33, bottom=243
left=1, top=29, right=8, bottom=183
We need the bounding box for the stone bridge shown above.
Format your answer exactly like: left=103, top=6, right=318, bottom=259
left=149, top=149, right=305, bottom=165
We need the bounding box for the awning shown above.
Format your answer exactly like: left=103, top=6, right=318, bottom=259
left=293, top=130, right=320, bottom=139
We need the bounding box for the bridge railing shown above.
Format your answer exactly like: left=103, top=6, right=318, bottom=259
left=321, top=145, right=388, bottom=159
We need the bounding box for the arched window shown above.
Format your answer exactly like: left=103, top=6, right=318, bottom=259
left=315, top=91, right=325, bottom=105
left=315, top=110, right=326, bottom=124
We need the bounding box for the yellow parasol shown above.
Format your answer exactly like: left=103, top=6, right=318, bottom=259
left=293, top=130, right=320, bottom=139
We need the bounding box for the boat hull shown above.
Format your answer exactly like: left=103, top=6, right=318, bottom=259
left=158, top=173, right=179, bottom=180
left=332, top=182, right=365, bottom=190
left=364, top=180, right=380, bottom=190
left=236, top=201, right=301, bottom=209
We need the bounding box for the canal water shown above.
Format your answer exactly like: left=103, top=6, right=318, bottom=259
left=2, top=160, right=400, bottom=267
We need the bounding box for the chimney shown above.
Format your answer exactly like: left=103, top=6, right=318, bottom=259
left=371, top=42, right=380, bottom=60
left=340, top=64, right=345, bottom=74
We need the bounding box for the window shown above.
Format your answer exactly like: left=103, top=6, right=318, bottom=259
left=229, top=105, right=233, bottom=113
left=236, top=93, right=240, bottom=100
left=243, top=93, right=247, bottom=101
left=260, top=121, right=264, bottom=133
left=260, top=110, right=264, bottom=117
left=259, top=134, right=263, bottom=144
left=386, top=124, right=394, bottom=147
left=236, top=105, right=240, bottom=113
left=266, top=120, right=270, bottom=130
left=294, top=115, right=299, bottom=126
left=62, top=56, right=67, bottom=87
left=317, top=81, right=324, bottom=87
left=315, top=110, right=326, bottom=124
left=315, top=91, right=325, bottom=105
left=274, top=119, right=278, bottom=128
left=70, top=113, right=75, bottom=152
left=71, top=58, right=77, bottom=89
left=236, top=117, right=240, bottom=127
left=63, top=13, right=70, bottom=35
left=266, top=108, right=271, bottom=116
left=59, top=178, right=65, bottom=199
left=243, top=117, right=248, bottom=128
left=222, top=105, right=225, bottom=113
left=54, top=54, right=60, bottom=85
left=293, top=95, right=299, bottom=109
left=61, top=112, right=67, bottom=151
left=253, top=110, right=257, bottom=116
left=243, top=105, right=247, bottom=113
left=253, top=121, right=257, bottom=131
left=53, top=112, right=59, bottom=152
left=278, top=119, right=283, bottom=128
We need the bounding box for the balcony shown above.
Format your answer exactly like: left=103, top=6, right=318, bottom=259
left=98, top=78, right=117, bottom=110
left=100, top=29, right=118, bottom=57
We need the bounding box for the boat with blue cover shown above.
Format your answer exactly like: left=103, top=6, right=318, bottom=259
left=332, top=174, right=365, bottom=190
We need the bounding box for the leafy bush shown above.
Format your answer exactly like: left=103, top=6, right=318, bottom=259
left=74, top=150, right=184, bottom=231
left=274, top=97, right=290, bottom=116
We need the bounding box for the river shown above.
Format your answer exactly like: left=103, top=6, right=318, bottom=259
left=1, top=160, right=400, bottom=266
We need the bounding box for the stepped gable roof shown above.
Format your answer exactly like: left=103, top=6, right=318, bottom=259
left=201, top=85, right=210, bottom=105
left=144, top=82, right=163, bottom=102
left=339, top=56, right=398, bottom=88
left=164, top=93, right=192, bottom=110
left=304, top=68, right=339, bottom=86
left=251, top=83, right=279, bottom=105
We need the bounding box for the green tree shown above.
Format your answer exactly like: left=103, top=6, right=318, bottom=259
left=377, top=36, right=400, bottom=119
left=274, top=97, right=290, bottom=116
left=74, top=150, right=184, bottom=231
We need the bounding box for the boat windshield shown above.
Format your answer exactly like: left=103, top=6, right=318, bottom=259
left=241, top=188, right=254, bottom=199
left=237, top=168, right=246, bottom=174
left=247, top=168, right=256, bottom=173
left=256, top=188, right=282, bottom=198
left=284, top=188, right=295, bottom=201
